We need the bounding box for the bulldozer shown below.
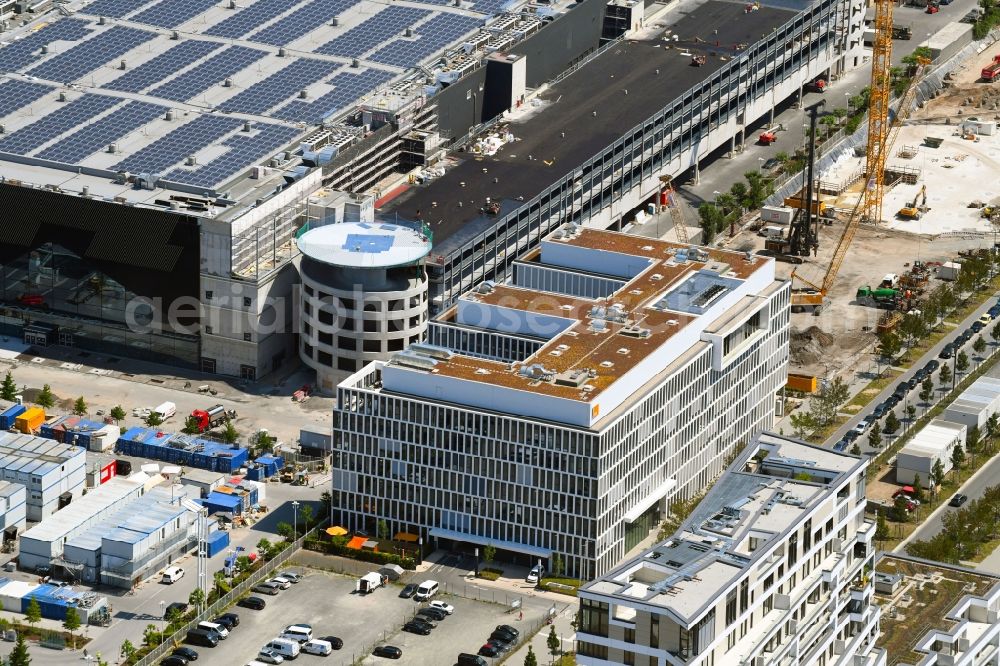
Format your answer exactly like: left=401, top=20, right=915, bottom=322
left=898, top=184, right=927, bottom=219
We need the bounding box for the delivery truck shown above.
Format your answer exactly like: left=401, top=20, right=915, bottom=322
left=152, top=402, right=176, bottom=420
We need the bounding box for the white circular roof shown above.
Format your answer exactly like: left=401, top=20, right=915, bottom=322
left=296, top=221, right=432, bottom=268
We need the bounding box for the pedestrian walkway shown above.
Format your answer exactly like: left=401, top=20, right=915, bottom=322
left=504, top=602, right=576, bottom=666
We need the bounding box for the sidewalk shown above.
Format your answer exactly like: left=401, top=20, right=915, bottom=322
left=503, top=602, right=576, bottom=666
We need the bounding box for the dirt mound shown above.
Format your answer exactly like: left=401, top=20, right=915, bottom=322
left=790, top=326, right=835, bottom=366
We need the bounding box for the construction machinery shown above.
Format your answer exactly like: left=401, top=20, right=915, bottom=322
left=898, top=184, right=927, bottom=219
left=857, top=285, right=901, bottom=305
left=892, top=24, right=913, bottom=39
left=189, top=404, right=237, bottom=433
left=982, top=55, right=1000, bottom=82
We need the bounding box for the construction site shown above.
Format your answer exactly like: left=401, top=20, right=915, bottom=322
left=721, top=23, right=1000, bottom=379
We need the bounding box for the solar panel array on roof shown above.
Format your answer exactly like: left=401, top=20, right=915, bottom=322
left=218, top=58, right=340, bottom=115
left=26, top=26, right=156, bottom=85
left=37, top=102, right=167, bottom=164
left=0, top=80, right=54, bottom=119
left=274, top=68, right=393, bottom=124
left=315, top=6, right=431, bottom=58
left=0, top=95, right=120, bottom=157
left=103, top=40, right=223, bottom=94
left=113, top=115, right=244, bottom=175
left=0, top=19, right=92, bottom=73
left=80, top=0, right=158, bottom=18
left=130, top=0, right=218, bottom=28
left=471, top=0, right=513, bottom=13
left=163, top=122, right=300, bottom=188
left=249, top=0, right=360, bottom=46
left=148, top=46, right=267, bottom=102
left=370, top=13, right=481, bottom=67
left=205, top=0, right=302, bottom=39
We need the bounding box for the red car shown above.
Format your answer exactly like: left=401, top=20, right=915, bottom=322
left=17, top=294, right=43, bottom=306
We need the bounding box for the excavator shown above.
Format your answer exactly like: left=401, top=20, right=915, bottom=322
left=789, top=47, right=932, bottom=311
left=898, top=184, right=927, bottom=219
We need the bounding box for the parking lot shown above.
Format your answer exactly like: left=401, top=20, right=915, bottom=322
left=197, top=567, right=536, bottom=666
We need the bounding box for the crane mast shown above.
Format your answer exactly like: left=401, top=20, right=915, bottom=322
left=863, top=0, right=895, bottom=226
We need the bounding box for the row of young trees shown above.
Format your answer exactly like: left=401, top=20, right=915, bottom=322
left=698, top=171, right=774, bottom=244
left=788, top=377, right=850, bottom=440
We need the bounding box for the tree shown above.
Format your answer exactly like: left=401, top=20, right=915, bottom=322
left=939, top=363, right=952, bottom=390
left=72, top=396, right=87, bottom=416
left=24, top=598, right=41, bottom=627
left=992, top=322, right=1000, bottom=346
left=920, top=378, right=935, bottom=405
left=868, top=421, right=882, bottom=449
left=143, top=623, right=161, bottom=647
left=276, top=522, right=293, bottom=540
left=188, top=586, right=206, bottom=610
left=376, top=519, right=389, bottom=540
left=878, top=332, right=902, bottom=363
left=789, top=411, right=818, bottom=439
left=109, top=405, right=126, bottom=424
left=119, top=639, right=136, bottom=663
left=952, top=442, right=966, bottom=469
left=975, top=335, right=988, bottom=359
left=222, top=421, right=239, bottom=444
left=988, top=412, right=1000, bottom=441
left=957, top=351, right=970, bottom=375
left=165, top=605, right=182, bottom=624
left=9, top=631, right=30, bottom=666
left=874, top=509, right=890, bottom=542
left=911, top=474, right=925, bottom=502
left=892, top=495, right=912, bottom=522
left=931, top=458, right=946, bottom=488
left=547, top=625, right=560, bottom=658
left=551, top=553, right=564, bottom=577
left=885, top=411, right=901, bottom=434
left=213, top=571, right=230, bottom=596
left=144, top=411, right=163, bottom=427
left=0, top=371, right=16, bottom=401
left=698, top=203, right=724, bottom=245
left=36, top=384, right=54, bottom=409
left=524, top=645, right=538, bottom=666
left=967, top=426, right=982, bottom=463
left=183, top=415, right=200, bottom=434
left=811, top=377, right=849, bottom=427
left=300, top=504, right=314, bottom=529
left=850, top=442, right=862, bottom=456
left=906, top=404, right=917, bottom=422
left=483, top=544, right=496, bottom=565
left=62, top=607, right=80, bottom=648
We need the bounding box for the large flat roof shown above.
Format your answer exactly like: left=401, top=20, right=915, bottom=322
left=384, top=0, right=796, bottom=252
left=0, top=0, right=531, bottom=203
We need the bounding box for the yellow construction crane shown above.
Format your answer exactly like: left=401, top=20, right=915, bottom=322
left=659, top=175, right=689, bottom=244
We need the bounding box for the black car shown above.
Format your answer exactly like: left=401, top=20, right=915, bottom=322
left=926, top=360, right=940, bottom=372
left=491, top=629, right=517, bottom=644
left=410, top=616, right=436, bottom=629
left=164, top=602, right=189, bottom=619
left=885, top=394, right=901, bottom=408
left=762, top=158, right=780, bottom=171
left=843, top=429, right=860, bottom=442
left=403, top=621, right=432, bottom=635
left=213, top=615, right=237, bottom=630
left=217, top=613, right=239, bottom=628
left=161, top=657, right=188, bottom=666
left=939, top=344, right=955, bottom=359
left=871, top=404, right=887, bottom=419
left=399, top=584, right=418, bottom=598
left=237, top=596, right=266, bottom=610
left=972, top=321, right=985, bottom=333
left=373, top=645, right=402, bottom=659
left=479, top=643, right=505, bottom=657
left=904, top=376, right=919, bottom=390
left=171, top=647, right=199, bottom=662
left=497, top=624, right=519, bottom=638
left=949, top=493, right=969, bottom=507
left=320, top=635, right=344, bottom=650
left=417, top=607, right=447, bottom=621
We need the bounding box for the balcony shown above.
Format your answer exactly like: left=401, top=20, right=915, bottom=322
left=822, top=554, right=846, bottom=583
left=856, top=521, right=875, bottom=544
left=850, top=581, right=873, bottom=602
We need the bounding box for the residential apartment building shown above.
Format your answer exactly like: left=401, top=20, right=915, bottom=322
left=332, top=227, right=790, bottom=579
left=576, top=432, right=884, bottom=666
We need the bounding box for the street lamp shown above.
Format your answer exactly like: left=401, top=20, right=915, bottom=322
left=758, top=157, right=765, bottom=173
left=292, top=500, right=300, bottom=541
left=159, top=600, right=165, bottom=638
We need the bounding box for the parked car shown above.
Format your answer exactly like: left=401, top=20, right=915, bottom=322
left=871, top=404, right=888, bottom=419
left=161, top=657, right=188, bottom=666
left=255, top=648, right=284, bottom=664
left=925, top=360, right=940, bottom=373
left=950, top=493, right=969, bottom=507
left=319, top=636, right=343, bottom=650
left=892, top=486, right=916, bottom=499
left=526, top=565, right=544, bottom=584
left=373, top=645, right=402, bottom=659
left=302, top=639, right=333, bottom=656
left=429, top=600, right=455, bottom=615
left=496, top=625, right=519, bottom=639
left=972, top=321, right=985, bottom=333
left=171, top=647, right=199, bottom=662
left=268, top=577, right=292, bottom=590
left=403, top=621, right=432, bottom=635
left=980, top=313, right=993, bottom=325
left=253, top=582, right=281, bottom=596
left=410, top=616, right=436, bottom=630
left=939, top=343, right=955, bottom=359
left=843, top=429, right=860, bottom=443
left=279, top=571, right=302, bottom=583
left=417, top=607, right=447, bottom=622
left=399, top=584, right=418, bottom=598
left=762, top=158, right=780, bottom=171
left=852, top=419, right=870, bottom=436
left=237, top=596, right=266, bottom=610
left=479, top=643, right=504, bottom=657
left=833, top=439, right=849, bottom=452
left=905, top=376, right=919, bottom=389
left=217, top=613, right=240, bottom=628
left=165, top=602, right=189, bottom=619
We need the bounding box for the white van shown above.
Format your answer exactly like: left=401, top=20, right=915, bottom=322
left=302, top=639, right=333, bottom=656
left=197, top=621, right=229, bottom=639
left=265, top=637, right=301, bottom=659
left=414, top=580, right=439, bottom=601
left=280, top=625, right=313, bottom=643
left=161, top=566, right=185, bottom=584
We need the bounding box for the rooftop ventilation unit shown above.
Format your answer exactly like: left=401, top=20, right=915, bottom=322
left=476, top=281, right=495, bottom=294
left=553, top=370, right=589, bottom=387
left=620, top=326, right=650, bottom=339
left=393, top=352, right=438, bottom=371
left=408, top=343, right=453, bottom=360
left=518, top=364, right=553, bottom=381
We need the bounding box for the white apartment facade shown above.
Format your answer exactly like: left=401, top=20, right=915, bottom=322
left=576, top=432, right=885, bottom=666
left=332, top=227, right=790, bottom=579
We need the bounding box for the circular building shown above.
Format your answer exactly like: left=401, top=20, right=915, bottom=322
left=296, top=221, right=431, bottom=390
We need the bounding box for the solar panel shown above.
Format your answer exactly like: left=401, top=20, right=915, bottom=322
left=26, top=26, right=156, bottom=84
left=314, top=6, right=430, bottom=58
left=249, top=0, right=360, bottom=46
left=79, top=0, right=158, bottom=18
left=405, top=0, right=452, bottom=6
left=369, top=13, right=480, bottom=67
left=104, top=40, right=223, bottom=94
left=37, top=101, right=167, bottom=164
left=162, top=122, right=300, bottom=188
left=0, top=94, right=121, bottom=157
left=0, top=80, right=55, bottom=120
left=470, top=0, right=512, bottom=15
left=113, top=115, right=244, bottom=175
left=274, top=68, right=392, bottom=124
left=204, top=0, right=302, bottom=39
left=218, top=58, right=339, bottom=115
left=148, top=46, right=267, bottom=102
left=130, top=0, right=218, bottom=29
left=0, top=19, right=92, bottom=73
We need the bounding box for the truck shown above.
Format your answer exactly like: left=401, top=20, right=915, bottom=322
left=982, top=55, right=1000, bottom=83
left=189, top=404, right=236, bottom=432
left=357, top=572, right=384, bottom=594
left=892, top=24, right=913, bottom=39
left=857, top=286, right=900, bottom=306
left=880, top=274, right=900, bottom=288
left=152, top=401, right=176, bottom=420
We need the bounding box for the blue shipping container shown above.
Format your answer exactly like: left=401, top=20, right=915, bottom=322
left=245, top=466, right=264, bottom=481
left=203, top=530, right=230, bottom=557
left=0, top=404, right=25, bottom=430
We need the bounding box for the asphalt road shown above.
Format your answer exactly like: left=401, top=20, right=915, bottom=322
left=826, top=290, right=1000, bottom=455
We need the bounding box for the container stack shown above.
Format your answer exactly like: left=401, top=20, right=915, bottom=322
left=116, top=427, right=248, bottom=472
